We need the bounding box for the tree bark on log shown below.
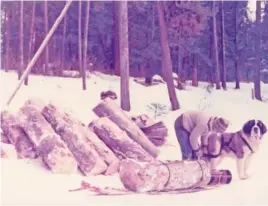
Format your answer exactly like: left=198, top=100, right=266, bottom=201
left=89, top=117, right=155, bottom=162
left=119, top=159, right=211, bottom=193
left=42, top=104, right=107, bottom=176
left=83, top=127, right=120, bottom=175
left=1, top=110, right=36, bottom=158
left=1, top=128, right=10, bottom=144
left=18, top=102, right=77, bottom=174
left=141, top=122, right=168, bottom=147
left=92, top=98, right=159, bottom=157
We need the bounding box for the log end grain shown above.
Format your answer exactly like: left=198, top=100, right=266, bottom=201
left=1, top=110, right=37, bottom=159
left=119, top=158, right=169, bottom=193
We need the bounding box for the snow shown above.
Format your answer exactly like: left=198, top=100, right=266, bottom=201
left=1, top=70, right=268, bottom=205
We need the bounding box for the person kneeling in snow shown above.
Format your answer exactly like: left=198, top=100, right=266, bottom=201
left=174, top=111, right=229, bottom=160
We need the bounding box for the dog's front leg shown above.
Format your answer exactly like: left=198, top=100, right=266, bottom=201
left=237, top=158, right=248, bottom=180
left=244, top=153, right=254, bottom=178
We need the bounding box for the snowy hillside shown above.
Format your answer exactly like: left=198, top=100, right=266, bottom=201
left=1, top=70, right=268, bottom=205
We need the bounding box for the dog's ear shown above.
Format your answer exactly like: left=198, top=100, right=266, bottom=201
left=242, top=120, right=255, bottom=135
left=258, top=121, right=267, bottom=135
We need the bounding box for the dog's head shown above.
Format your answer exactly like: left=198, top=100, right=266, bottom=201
left=242, top=119, right=267, bottom=139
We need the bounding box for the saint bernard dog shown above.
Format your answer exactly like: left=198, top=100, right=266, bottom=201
left=205, top=119, right=267, bottom=180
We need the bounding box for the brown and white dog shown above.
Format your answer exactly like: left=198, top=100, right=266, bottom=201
left=205, top=120, right=267, bottom=180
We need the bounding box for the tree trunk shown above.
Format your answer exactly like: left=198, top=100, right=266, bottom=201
left=181, top=56, right=187, bottom=83
left=5, top=7, right=11, bottom=72
left=209, top=1, right=214, bottom=84
left=18, top=1, right=24, bottom=80
left=44, top=0, right=49, bottom=75
left=113, top=2, right=120, bottom=75
left=90, top=117, right=155, bottom=162
left=92, top=98, right=159, bottom=157
left=177, top=45, right=181, bottom=80
left=2, top=7, right=7, bottom=70
left=26, top=1, right=36, bottom=85
left=212, top=1, right=221, bottom=90
left=60, top=14, right=67, bottom=75
left=119, top=159, right=211, bottom=193
left=156, top=1, right=180, bottom=110
left=254, top=1, right=262, bottom=100
left=118, top=1, right=131, bottom=111
left=82, top=1, right=90, bottom=90
left=42, top=104, right=108, bottom=176
left=78, top=0, right=82, bottom=76
left=192, top=53, right=198, bottom=87
left=18, top=101, right=77, bottom=174
left=234, top=2, right=240, bottom=89
left=219, top=0, right=227, bottom=90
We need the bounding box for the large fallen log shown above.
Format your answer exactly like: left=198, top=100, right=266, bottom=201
left=119, top=159, right=212, bottom=193
left=92, top=98, right=159, bottom=157
left=1, top=110, right=36, bottom=158
left=89, top=117, right=155, bottom=162
left=70, top=168, right=232, bottom=195
left=42, top=104, right=109, bottom=175
left=18, top=101, right=78, bottom=174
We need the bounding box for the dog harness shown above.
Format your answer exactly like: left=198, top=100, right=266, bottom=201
left=204, top=131, right=254, bottom=159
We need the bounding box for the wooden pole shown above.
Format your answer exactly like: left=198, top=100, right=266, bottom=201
left=5, top=1, right=73, bottom=107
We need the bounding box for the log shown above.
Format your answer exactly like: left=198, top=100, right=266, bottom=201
left=18, top=102, right=77, bottom=174
left=89, top=117, right=155, bottom=162
left=1, top=110, right=36, bottom=158
left=119, top=159, right=211, bottom=193
left=92, top=98, right=159, bottom=157
left=1, top=128, right=10, bottom=144
left=131, top=115, right=168, bottom=147
left=141, top=122, right=168, bottom=147
left=83, top=127, right=120, bottom=175
left=42, top=104, right=108, bottom=176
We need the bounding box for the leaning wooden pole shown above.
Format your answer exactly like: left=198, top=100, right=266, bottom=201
left=5, top=1, right=73, bottom=107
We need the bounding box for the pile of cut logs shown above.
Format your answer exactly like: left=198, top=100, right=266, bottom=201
left=0, top=97, right=232, bottom=193
left=0, top=98, right=168, bottom=174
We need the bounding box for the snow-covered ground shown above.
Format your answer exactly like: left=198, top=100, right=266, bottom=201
left=1, top=70, right=268, bottom=205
